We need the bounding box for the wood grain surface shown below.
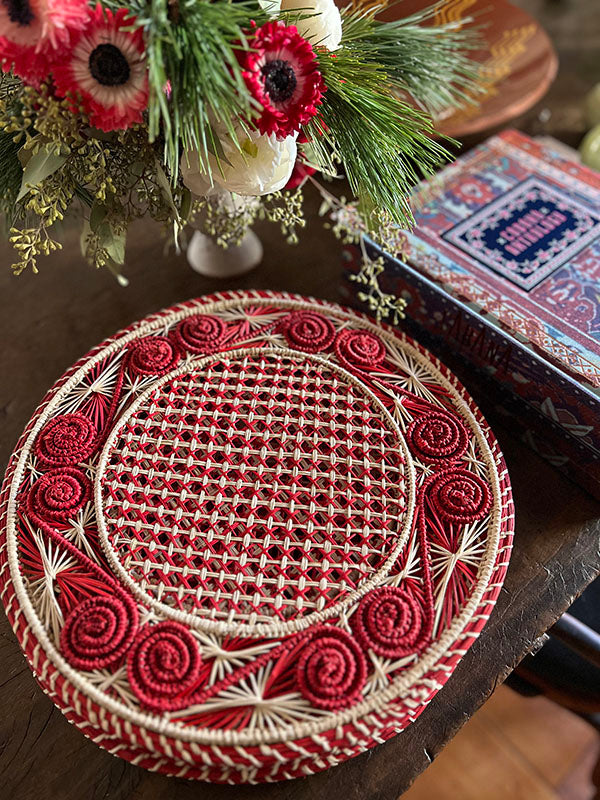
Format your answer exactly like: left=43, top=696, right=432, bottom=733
left=1, top=1, right=600, bottom=798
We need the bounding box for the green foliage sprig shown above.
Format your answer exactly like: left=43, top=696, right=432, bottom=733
left=351, top=249, right=409, bottom=324
left=0, top=0, right=485, bottom=282
left=102, top=0, right=268, bottom=179
left=196, top=188, right=306, bottom=248
left=303, top=2, right=483, bottom=231
left=308, top=48, right=449, bottom=231
left=340, top=2, right=483, bottom=114
left=0, top=82, right=184, bottom=275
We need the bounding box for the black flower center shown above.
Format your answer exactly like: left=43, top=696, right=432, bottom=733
left=2, top=0, right=34, bottom=26
left=261, top=59, right=297, bottom=104
left=89, top=43, right=131, bottom=87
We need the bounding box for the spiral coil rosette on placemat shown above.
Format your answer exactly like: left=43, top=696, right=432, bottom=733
left=0, top=291, right=514, bottom=783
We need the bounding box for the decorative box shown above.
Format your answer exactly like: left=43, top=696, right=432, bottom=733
left=0, top=291, right=513, bottom=782
left=342, top=131, right=600, bottom=499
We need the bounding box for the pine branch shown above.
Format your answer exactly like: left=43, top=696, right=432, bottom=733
left=0, top=74, right=25, bottom=214
left=340, top=2, right=484, bottom=115
left=311, top=44, right=451, bottom=230
left=102, top=0, right=268, bottom=179
left=307, top=1, right=484, bottom=230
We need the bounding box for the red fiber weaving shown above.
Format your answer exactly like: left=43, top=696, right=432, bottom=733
left=0, top=291, right=513, bottom=783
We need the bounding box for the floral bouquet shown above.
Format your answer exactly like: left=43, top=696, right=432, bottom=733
left=0, top=0, right=480, bottom=309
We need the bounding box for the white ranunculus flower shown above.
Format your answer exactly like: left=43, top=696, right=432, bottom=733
left=182, top=127, right=297, bottom=197
left=281, top=0, right=342, bottom=51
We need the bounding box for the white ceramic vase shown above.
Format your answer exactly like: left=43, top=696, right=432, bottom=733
left=186, top=229, right=263, bottom=278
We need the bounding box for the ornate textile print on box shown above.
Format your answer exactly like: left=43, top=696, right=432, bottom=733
left=342, top=130, right=600, bottom=499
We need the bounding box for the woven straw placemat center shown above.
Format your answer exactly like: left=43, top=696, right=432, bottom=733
left=96, top=351, right=407, bottom=633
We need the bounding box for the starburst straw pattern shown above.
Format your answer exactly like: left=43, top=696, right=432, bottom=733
left=240, top=20, right=325, bottom=138
left=53, top=5, right=148, bottom=132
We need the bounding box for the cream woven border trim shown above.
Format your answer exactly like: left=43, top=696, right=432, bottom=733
left=4, top=291, right=504, bottom=748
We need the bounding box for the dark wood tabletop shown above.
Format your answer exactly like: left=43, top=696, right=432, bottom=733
left=1, top=1, right=600, bottom=798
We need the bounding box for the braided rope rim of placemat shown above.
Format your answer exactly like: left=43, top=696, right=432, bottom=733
left=0, top=290, right=512, bottom=751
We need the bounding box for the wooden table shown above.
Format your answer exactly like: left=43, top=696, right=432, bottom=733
left=1, top=1, right=600, bottom=798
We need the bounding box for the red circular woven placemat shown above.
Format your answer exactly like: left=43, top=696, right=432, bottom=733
left=0, top=291, right=514, bottom=783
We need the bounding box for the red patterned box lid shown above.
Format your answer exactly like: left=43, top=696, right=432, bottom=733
left=398, top=130, right=600, bottom=394
left=0, top=291, right=513, bottom=783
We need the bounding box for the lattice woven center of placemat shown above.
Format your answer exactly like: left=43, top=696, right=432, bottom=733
left=97, top=352, right=406, bottom=629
